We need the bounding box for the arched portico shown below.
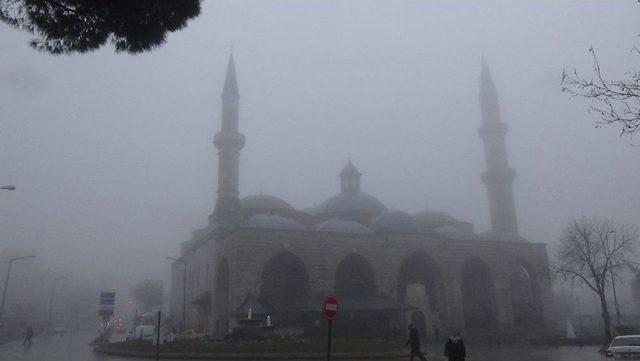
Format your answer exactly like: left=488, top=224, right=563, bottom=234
left=461, top=258, right=498, bottom=330
left=511, top=262, right=543, bottom=328
left=397, top=252, right=444, bottom=339
left=335, top=253, right=377, bottom=298
left=259, top=252, right=311, bottom=326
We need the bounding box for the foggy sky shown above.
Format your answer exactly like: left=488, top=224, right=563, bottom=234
left=1, top=0, right=639, bottom=290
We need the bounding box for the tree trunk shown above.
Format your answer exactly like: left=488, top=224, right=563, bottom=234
left=599, top=292, right=612, bottom=340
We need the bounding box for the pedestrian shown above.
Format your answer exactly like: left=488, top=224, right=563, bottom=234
left=444, top=332, right=466, bottom=361
left=23, top=326, right=34, bottom=345
left=405, top=324, right=427, bottom=361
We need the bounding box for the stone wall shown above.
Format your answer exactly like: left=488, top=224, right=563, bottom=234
left=173, top=227, right=552, bottom=337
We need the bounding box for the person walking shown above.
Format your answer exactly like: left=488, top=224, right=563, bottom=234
left=405, top=324, right=427, bottom=361
left=444, top=332, right=466, bottom=361
left=22, top=326, right=34, bottom=346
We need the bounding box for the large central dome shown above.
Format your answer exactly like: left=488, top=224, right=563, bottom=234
left=315, top=191, right=386, bottom=215
left=314, top=161, right=386, bottom=218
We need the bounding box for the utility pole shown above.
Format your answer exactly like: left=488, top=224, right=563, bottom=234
left=0, top=255, right=35, bottom=323
left=167, top=257, right=187, bottom=330
left=46, top=276, right=70, bottom=334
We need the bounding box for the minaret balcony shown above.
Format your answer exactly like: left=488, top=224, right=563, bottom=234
left=481, top=167, right=516, bottom=185
left=214, top=131, right=246, bottom=150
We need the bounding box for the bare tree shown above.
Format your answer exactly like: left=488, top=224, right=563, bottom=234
left=562, top=47, right=640, bottom=138
left=554, top=217, right=638, bottom=340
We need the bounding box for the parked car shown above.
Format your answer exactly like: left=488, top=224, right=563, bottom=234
left=606, top=335, right=640, bottom=359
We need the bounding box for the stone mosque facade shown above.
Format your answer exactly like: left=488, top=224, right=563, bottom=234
left=169, top=54, right=553, bottom=339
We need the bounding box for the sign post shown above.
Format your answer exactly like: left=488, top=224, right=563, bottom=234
left=99, top=292, right=115, bottom=318
left=322, top=295, right=339, bottom=361
left=155, top=311, right=161, bottom=361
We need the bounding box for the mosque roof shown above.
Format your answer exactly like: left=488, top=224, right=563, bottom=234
left=314, top=218, right=373, bottom=234
left=240, top=194, right=294, bottom=210
left=435, top=224, right=479, bottom=241
left=315, top=191, right=386, bottom=215
left=246, top=214, right=305, bottom=231
left=371, top=209, right=420, bottom=233
left=414, top=210, right=458, bottom=230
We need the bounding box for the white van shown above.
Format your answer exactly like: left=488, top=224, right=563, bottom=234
left=133, top=325, right=156, bottom=342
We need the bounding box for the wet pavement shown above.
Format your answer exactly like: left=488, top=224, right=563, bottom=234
left=0, top=333, right=608, bottom=361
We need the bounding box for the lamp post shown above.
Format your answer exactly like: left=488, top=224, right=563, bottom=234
left=46, top=276, right=70, bottom=334
left=167, top=257, right=187, bottom=330
left=0, top=255, right=35, bottom=323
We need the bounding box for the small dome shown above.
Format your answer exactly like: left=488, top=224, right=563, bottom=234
left=246, top=214, right=305, bottom=231
left=371, top=210, right=419, bottom=233
left=315, top=191, right=386, bottom=215
left=314, top=219, right=373, bottom=234
left=240, top=194, right=294, bottom=210
left=414, top=210, right=457, bottom=230
left=436, top=225, right=478, bottom=241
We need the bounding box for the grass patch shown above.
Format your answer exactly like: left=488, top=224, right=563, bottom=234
left=107, top=338, right=405, bottom=354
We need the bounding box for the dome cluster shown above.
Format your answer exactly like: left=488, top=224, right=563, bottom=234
left=234, top=161, right=477, bottom=240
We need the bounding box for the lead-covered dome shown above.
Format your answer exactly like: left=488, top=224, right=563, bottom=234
left=371, top=210, right=419, bottom=233
left=314, top=219, right=373, bottom=234
left=315, top=191, right=386, bottom=215
left=246, top=214, right=305, bottom=230
left=414, top=210, right=457, bottom=231
left=240, top=194, right=294, bottom=211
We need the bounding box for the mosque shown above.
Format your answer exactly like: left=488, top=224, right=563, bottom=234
left=169, top=54, right=553, bottom=340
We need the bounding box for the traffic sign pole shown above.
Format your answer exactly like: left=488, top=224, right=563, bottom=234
left=322, top=295, right=338, bottom=361
left=327, top=318, right=332, bottom=361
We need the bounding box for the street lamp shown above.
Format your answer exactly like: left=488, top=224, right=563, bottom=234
left=46, top=276, right=70, bottom=334
left=0, top=255, right=36, bottom=323
left=0, top=185, right=16, bottom=191
left=167, top=256, right=187, bottom=330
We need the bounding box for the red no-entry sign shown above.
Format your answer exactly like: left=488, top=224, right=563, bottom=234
left=322, top=295, right=339, bottom=320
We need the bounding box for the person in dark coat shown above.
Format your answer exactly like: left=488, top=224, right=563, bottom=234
left=405, top=324, right=427, bottom=361
left=23, top=326, right=34, bottom=345
left=444, top=332, right=466, bottom=361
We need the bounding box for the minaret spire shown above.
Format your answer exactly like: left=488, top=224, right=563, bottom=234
left=214, top=52, right=245, bottom=221
left=478, top=58, right=520, bottom=240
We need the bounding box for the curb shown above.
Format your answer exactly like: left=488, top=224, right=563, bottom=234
left=93, top=346, right=408, bottom=360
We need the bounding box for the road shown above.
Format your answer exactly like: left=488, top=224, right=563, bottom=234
left=0, top=333, right=608, bottom=361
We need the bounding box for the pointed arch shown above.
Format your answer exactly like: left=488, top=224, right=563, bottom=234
left=335, top=253, right=377, bottom=298
left=461, top=257, right=498, bottom=329
left=511, top=261, right=543, bottom=327
left=397, top=252, right=444, bottom=314
left=259, top=252, right=310, bottom=312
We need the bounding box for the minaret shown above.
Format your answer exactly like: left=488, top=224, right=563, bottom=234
left=213, top=53, right=245, bottom=219
left=340, top=160, right=361, bottom=193
left=478, top=58, right=519, bottom=239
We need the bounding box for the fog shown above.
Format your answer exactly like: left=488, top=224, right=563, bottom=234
left=1, top=0, right=639, bottom=312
